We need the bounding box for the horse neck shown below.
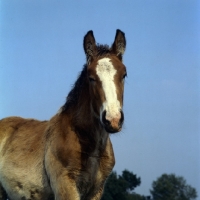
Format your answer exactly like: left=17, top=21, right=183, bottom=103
left=59, top=66, right=109, bottom=153
left=71, top=87, right=94, bottom=129
left=62, top=84, right=108, bottom=154
left=62, top=70, right=101, bottom=134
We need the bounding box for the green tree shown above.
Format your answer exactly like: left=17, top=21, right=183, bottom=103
left=127, top=193, right=150, bottom=200
left=101, top=170, right=142, bottom=200
left=150, top=174, right=198, bottom=200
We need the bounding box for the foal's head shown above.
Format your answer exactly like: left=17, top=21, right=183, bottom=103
left=83, top=29, right=127, bottom=133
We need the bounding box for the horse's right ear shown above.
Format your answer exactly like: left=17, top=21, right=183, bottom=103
left=83, top=30, right=97, bottom=65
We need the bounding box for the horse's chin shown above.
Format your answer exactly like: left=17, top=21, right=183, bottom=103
left=104, top=126, right=122, bottom=134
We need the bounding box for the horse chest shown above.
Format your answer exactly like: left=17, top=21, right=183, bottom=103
left=77, top=156, right=103, bottom=196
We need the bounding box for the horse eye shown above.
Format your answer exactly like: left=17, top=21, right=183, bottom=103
left=89, top=77, right=96, bottom=82
left=123, top=73, right=127, bottom=80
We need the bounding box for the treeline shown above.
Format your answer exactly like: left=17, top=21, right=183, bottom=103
left=101, top=170, right=198, bottom=200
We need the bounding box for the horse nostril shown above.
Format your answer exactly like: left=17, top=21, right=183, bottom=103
left=102, top=111, right=110, bottom=126
left=119, top=110, right=124, bottom=127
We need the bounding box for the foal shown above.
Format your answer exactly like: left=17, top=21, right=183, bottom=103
left=0, top=29, right=127, bottom=200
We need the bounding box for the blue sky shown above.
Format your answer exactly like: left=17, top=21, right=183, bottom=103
left=1, top=0, right=200, bottom=198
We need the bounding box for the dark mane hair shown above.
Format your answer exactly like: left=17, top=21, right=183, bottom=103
left=61, top=65, right=87, bottom=112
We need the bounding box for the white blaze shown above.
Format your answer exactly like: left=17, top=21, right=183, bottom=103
left=96, top=58, right=121, bottom=121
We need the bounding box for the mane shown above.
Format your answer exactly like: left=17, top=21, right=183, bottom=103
left=60, top=64, right=101, bottom=135
left=61, top=65, right=87, bottom=112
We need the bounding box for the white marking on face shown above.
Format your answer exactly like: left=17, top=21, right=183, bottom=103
left=96, top=58, right=121, bottom=121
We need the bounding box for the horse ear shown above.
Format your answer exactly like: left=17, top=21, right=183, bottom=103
left=83, top=30, right=97, bottom=65
left=111, top=29, right=126, bottom=61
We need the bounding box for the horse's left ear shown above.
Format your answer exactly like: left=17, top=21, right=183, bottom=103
left=83, top=30, right=97, bottom=65
left=111, top=29, right=126, bottom=61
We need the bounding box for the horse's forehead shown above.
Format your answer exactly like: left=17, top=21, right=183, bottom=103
left=96, top=58, right=116, bottom=76
left=95, top=57, right=124, bottom=76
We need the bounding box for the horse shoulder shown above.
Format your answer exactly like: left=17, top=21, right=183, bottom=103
left=45, top=113, right=82, bottom=170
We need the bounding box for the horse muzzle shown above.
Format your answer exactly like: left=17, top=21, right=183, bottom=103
left=102, top=110, right=124, bottom=133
